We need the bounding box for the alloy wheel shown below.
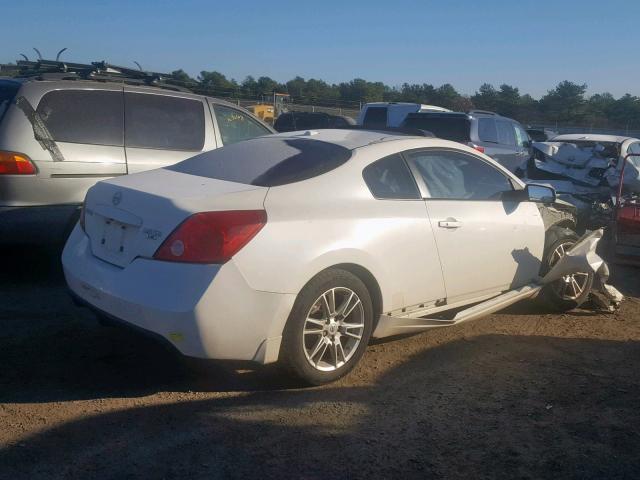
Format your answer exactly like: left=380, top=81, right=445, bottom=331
left=302, top=287, right=365, bottom=372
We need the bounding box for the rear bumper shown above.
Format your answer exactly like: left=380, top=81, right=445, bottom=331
left=0, top=204, right=80, bottom=244
left=62, top=225, right=296, bottom=363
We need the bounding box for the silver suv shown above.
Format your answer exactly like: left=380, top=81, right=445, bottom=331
left=0, top=65, right=274, bottom=245
left=401, top=110, right=531, bottom=172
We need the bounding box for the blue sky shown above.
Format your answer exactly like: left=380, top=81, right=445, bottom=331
left=3, top=0, right=638, bottom=98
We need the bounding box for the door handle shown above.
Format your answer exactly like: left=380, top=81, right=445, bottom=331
left=438, top=219, right=462, bottom=229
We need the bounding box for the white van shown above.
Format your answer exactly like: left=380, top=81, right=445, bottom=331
left=357, top=102, right=451, bottom=128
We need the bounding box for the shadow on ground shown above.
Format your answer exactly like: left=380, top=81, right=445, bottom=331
left=1, top=334, right=639, bottom=479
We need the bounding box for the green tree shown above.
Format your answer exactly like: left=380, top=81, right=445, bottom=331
left=540, top=81, right=587, bottom=124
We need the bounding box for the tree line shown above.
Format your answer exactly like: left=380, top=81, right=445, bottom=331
left=172, top=69, right=640, bottom=130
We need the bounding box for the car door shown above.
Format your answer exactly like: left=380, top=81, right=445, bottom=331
left=405, top=148, right=545, bottom=304
left=124, top=88, right=216, bottom=174
left=361, top=153, right=447, bottom=310
left=210, top=102, right=274, bottom=146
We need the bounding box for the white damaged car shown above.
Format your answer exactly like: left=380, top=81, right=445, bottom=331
left=63, top=129, right=600, bottom=384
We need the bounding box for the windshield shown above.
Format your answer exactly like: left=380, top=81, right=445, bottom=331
left=0, top=82, right=20, bottom=122
left=402, top=116, right=471, bottom=143
left=167, top=136, right=352, bottom=187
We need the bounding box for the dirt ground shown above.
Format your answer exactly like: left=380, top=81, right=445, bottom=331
left=0, top=249, right=639, bottom=480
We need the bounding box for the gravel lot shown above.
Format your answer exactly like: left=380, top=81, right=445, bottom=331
left=1, top=248, right=639, bottom=479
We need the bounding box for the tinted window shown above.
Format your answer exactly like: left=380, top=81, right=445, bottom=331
left=37, top=90, right=123, bottom=146
left=362, top=154, right=420, bottom=200
left=402, top=115, right=471, bottom=143
left=0, top=82, right=19, bottom=122
left=167, top=137, right=350, bottom=187
left=362, top=107, right=387, bottom=128
left=125, top=93, right=204, bottom=150
left=274, top=113, right=295, bottom=132
left=332, top=116, right=353, bottom=128
left=294, top=113, right=330, bottom=130
left=496, top=120, right=516, bottom=146
left=477, top=118, right=498, bottom=143
left=214, top=105, right=271, bottom=145
left=408, top=150, right=512, bottom=200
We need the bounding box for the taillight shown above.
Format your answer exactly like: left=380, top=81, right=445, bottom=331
left=468, top=143, right=485, bottom=154
left=153, top=210, right=267, bottom=264
left=0, top=151, right=36, bottom=175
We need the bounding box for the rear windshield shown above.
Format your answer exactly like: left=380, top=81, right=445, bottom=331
left=167, top=136, right=352, bottom=187
left=0, top=82, right=19, bottom=122
left=402, top=115, right=471, bottom=143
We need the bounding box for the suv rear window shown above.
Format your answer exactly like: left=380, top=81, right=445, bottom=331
left=362, top=107, right=387, bottom=128
left=477, top=118, right=498, bottom=143
left=125, top=93, right=205, bottom=150
left=496, top=120, right=516, bottom=146
left=37, top=90, right=124, bottom=146
left=167, top=136, right=351, bottom=187
left=402, top=115, right=471, bottom=143
left=0, top=82, right=19, bottom=122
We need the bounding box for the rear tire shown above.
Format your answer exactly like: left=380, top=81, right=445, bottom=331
left=279, top=268, right=373, bottom=385
left=540, top=226, right=593, bottom=311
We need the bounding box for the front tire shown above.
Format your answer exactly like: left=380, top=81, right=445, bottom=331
left=280, top=269, right=373, bottom=385
left=540, top=226, right=594, bottom=311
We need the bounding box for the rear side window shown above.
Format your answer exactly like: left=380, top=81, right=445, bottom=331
left=167, top=136, right=351, bottom=187
left=477, top=118, right=498, bottom=143
left=402, top=115, right=471, bottom=143
left=362, top=107, right=387, bottom=128
left=294, top=113, right=329, bottom=130
left=125, top=93, right=204, bottom=150
left=37, top=90, right=123, bottom=146
left=0, top=82, right=19, bottom=122
left=214, top=105, right=271, bottom=145
left=496, top=120, right=516, bottom=146
left=362, top=154, right=420, bottom=200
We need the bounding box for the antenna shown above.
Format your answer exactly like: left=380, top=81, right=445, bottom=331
left=33, top=48, right=43, bottom=60
left=55, top=48, right=67, bottom=61
left=133, top=61, right=143, bottom=71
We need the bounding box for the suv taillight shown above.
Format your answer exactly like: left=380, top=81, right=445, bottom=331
left=0, top=152, right=36, bottom=175
left=153, top=210, right=267, bottom=264
left=468, top=143, right=485, bottom=154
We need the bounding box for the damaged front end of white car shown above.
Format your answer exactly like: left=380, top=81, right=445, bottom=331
left=373, top=228, right=623, bottom=338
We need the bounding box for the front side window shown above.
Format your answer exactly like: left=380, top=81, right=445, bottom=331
left=362, top=154, right=420, bottom=200
left=37, top=90, right=123, bottom=146
left=514, top=124, right=530, bottom=147
left=214, top=105, right=271, bottom=145
left=496, top=120, right=516, bottom=146
left=125, top=93, right=205, bottom=150
left=477, top=118, right=498, bottom=143
left=408, top=150, right=512, bottom=200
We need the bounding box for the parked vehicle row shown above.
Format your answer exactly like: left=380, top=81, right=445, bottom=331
left=0, top=67, right=274, bottom=245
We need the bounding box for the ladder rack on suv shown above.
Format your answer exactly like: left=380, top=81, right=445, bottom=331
left=0, top=59, right=196, bottom=93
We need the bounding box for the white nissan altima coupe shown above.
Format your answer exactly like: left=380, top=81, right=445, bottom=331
left=63, top=129, right=592, bottom=384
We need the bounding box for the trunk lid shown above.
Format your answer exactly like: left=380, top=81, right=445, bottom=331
left=83, top=168, right=267, bottom=267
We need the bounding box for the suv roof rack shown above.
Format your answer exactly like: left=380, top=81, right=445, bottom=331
left=337, top=125, right=435, bottom=137
left=0, top=58, right=196, bottom=93
left=405, top=111, right=469, bottom=119
left=468, top=109, right=497, bottom=116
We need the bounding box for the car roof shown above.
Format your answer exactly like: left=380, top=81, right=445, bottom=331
left=550, top=133, right=637, bottom=143
left=269, top=128, right=424, bottom=150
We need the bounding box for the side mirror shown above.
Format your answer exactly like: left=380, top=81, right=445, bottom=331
left=526, top=184, right=556, bottom=203
left=523, top=140, right=531, bottom=149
